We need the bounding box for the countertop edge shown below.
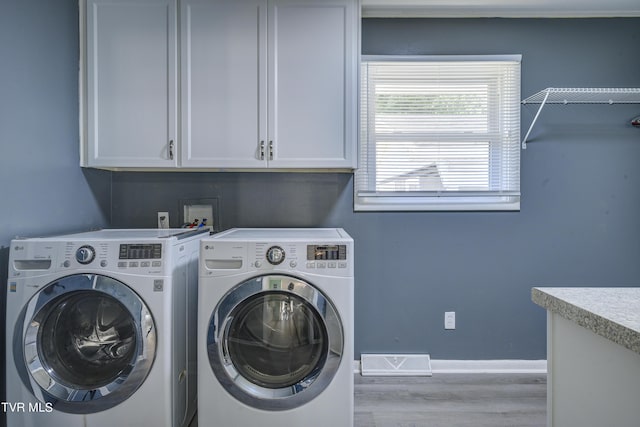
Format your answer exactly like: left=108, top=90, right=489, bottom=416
left=532, top=287, right=640, bottom=355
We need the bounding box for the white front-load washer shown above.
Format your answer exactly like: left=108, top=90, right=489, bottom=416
left=6, top=228, right=208, bottom=427
left=198, top=228, right=354, bottom=426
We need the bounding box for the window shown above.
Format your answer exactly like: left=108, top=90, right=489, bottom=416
left=355, top=55, right=521, bottom=211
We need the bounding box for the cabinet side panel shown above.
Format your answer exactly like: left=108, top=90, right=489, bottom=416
left=549, top=313, right=640, bottom=427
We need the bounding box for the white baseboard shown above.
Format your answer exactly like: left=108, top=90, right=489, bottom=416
left=354, top=359, right=547, bottom=375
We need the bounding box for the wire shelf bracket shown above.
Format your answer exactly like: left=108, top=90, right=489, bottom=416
left=520, top=87, right=640, bottom=149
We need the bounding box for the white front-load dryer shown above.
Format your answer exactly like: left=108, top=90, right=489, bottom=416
left=6, top=228, right=208, bottom=427
left=198, top=228, right=354, bottom=426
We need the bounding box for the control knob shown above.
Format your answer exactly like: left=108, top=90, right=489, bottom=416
left=76, top=245, right=96, bottom=265
left=266, top=246, right=285, bottom=265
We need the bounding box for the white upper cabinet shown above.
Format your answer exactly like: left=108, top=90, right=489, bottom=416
left=182, top=0, right=358, bottom=169
left=83, top=0, right=178, bottom=168
left=180, top=0, right=267, bottom=168
left=267, top=0, right=358, bottom=169
left=82, top=0, right=358, bottom=170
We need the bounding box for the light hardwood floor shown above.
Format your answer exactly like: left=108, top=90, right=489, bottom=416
left=190, top=373, right=547, bottom=427
left=355, top=373, right=547, bottom=427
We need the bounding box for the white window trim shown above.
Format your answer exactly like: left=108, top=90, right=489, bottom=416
left=355, top=54, right=522, bottom=212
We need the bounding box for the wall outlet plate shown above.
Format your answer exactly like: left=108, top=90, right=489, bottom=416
left=157, top=212, right=169, bottom=229
left=445, top=311, right=456, bottom=330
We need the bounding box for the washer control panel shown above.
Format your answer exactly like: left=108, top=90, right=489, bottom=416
left=10, top=240, right=168, bottom=278
left=63, top=241, right=165, bottom=273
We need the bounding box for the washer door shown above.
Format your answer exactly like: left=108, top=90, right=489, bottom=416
left=14, top=274, right=156, bottom=414
left=208, top=275, right=343, bottom=410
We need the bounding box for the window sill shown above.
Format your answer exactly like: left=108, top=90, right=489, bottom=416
left=354, top=195, right=520, bottom=212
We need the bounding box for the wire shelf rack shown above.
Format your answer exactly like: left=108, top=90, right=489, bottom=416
left=521, top=87, right=640, bottom=148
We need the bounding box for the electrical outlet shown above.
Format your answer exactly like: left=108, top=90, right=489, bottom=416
left=158, top=212, right=169, bottom=229
left=444, top=311, right=456, bottom=330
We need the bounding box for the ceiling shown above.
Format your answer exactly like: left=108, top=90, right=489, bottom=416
left=361, top=0, right=640, bottom=18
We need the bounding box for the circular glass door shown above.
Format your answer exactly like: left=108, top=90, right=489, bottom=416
left=37, top=290, right=137, bottom=389
left=15, top=274, right=156, bottom=414
left=208, top=275, right=343, bottom=410
left=227, top=292, right=327, bottom=388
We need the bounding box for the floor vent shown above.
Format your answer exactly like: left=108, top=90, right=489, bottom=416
left=360, top=354, right=432, bottom=376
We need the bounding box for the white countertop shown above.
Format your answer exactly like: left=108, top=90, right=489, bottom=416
left=532, top=287, right=640, bottom=355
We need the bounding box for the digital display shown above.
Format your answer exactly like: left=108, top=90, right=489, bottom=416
left=307, top=245, right=346, bottom=261
left=119, top=244, right=162, bottom=260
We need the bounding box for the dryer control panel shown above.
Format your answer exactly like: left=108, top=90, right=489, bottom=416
left=200, top=239, right=352, bottom=278
left=307, top=245, right=347, bottom=260
left=253, top=242, right=351, bottom=273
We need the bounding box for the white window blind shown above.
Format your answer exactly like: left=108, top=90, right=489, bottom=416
left=356, top=55, right=521, bottom=211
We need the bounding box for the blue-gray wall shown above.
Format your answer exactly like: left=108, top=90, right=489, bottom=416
left=0, top=0, right=111, bottom=413
left=111, top=18, right=640, bottom=361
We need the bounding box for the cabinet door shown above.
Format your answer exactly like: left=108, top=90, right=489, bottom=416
left=181, top=0, right=267, bottom=168
left=267, top=0, right=358, bottom=169
left=85, top=0, right=177, bottom=168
